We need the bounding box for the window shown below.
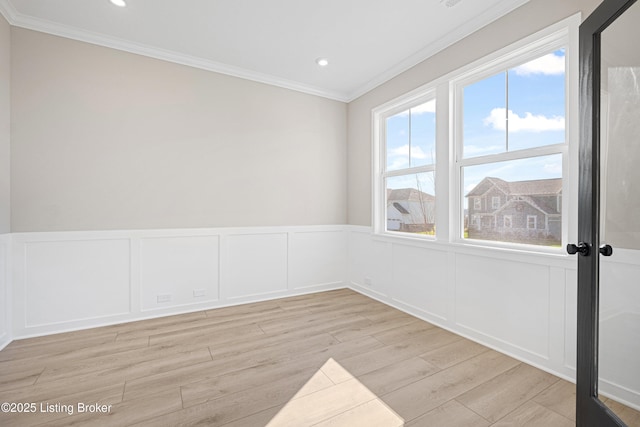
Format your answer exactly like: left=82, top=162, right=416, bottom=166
left=504, top=215, right=513, bottom=228
left=455, top=43, right=568, bottom=247
left=471, top=215, right=480, bottom=230
left=492, top=196, right=501, bottom=209
left=373, top=15, right=576, bottom=251
left=377, top=96, right=437, bottom=237
left=474, top=197, right=481, bottom=210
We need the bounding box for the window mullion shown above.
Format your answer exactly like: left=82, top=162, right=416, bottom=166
left=408, top=110, right=412, bottom=168
left=457, top=143, right=567, bottom=168
left=505, top=71, right=509, bottom=152
left=384, top=165, right=435, bottom=178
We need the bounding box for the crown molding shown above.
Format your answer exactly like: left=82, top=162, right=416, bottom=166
left=0, top=0, right=529, bottom=104
left=0, top=0, right=349, bottom=102
left=0, top=0, right=17, bottom=23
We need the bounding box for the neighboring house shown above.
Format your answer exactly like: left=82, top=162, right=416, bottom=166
left=466, top=177, right=562, bottom=244
left=387, top=188, right=435, bottom=233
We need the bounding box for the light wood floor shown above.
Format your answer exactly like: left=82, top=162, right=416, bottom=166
left=0, top=289, right=639, bottom=426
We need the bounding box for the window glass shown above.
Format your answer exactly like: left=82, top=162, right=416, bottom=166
left=410, top=100, right=436, bottom=168
left=386, top=100, right=436, bottom=171
left=463, top=73, right=506, bottom=158
left=463, top=154, right=562, bottom=246
left=463, top=49, right=566, bottom=158
left=374, top=21, right=573, bottom=250
left=386, top=112, right=409, bottom=170
left=507, top=49, right=566, bottom=151
left=386, top=172, right=436, bottom=235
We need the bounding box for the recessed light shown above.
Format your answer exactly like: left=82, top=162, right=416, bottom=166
left=110, top=0, right=127, bottom=7
left=316, top=58, right=329, bottom=67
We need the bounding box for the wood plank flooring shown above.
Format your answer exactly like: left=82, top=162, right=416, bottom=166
left=0, top=289, right=639, bottom=426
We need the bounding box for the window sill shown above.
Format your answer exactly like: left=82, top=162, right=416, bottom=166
left=369, top=229, right=574, bottom=268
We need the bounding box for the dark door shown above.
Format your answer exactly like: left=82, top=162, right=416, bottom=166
left=574, top=0, right=640, bottom=425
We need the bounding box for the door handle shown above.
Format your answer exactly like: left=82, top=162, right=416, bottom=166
left=567, top=242, right=590, bottom=256
left=599, top=244, right=613, bottom=256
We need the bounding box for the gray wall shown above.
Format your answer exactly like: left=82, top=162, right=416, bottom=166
left=0, top=15, right=9, bottom=234
left=10, top=28, right=347, bottom=232
left=347, top=0, right=601, bottom=226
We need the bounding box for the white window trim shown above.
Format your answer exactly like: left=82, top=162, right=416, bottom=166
left=372, top=13, right=579, bottom=253
left=527, top=215, right=537, bottom=230
left=372, top=90, right=438, bottom=238
left=449, top=14, right=579, bottom=252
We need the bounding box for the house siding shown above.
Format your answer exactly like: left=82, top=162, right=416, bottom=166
left=467, top=178, right=562, bottom=245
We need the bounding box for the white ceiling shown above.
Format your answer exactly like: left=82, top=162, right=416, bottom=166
left=0, top=0, right=529, bottom=102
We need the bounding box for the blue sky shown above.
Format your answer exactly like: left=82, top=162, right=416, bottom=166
left=385, top=48, right=566, bottom=201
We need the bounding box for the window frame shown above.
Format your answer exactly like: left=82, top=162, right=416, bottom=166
left=372, top=14, right=579, bottom=253
left=449, top=20, right=577, bottom=252
left=373, top=90, right=438, bottom=239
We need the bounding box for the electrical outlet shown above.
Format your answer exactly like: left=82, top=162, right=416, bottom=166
left=193, top=289, right=207, bottom=298
left=156, top=294, right=172, bottom=303
left=364, top=277, right=373, bottom=286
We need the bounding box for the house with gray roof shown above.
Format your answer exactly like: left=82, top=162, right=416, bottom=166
left=466, top=177, right=562, bottom=245
left=387, top=188, right=435, bottom=233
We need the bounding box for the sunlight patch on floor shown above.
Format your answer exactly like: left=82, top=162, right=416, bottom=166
left=267, top=358, right=404, bottom=426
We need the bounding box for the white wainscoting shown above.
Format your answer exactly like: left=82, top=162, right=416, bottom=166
left=10, top=225, right=347, bottom=339
left=0, top=234, right=10, bottom=350
left=4, top=224, right=639, bottom=410
left=348, top=227, right=567, bottom=373
left=140, top=235, right=220, bottom=311
left=347, top=225, right=640, bottom=411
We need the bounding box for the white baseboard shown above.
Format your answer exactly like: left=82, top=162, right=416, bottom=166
left=0, top=333, right=10, bottom=351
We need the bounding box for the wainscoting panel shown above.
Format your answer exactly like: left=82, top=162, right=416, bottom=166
left=289, top=229, right=346, bottom=290
left=139, top=235, right=220, bottom=311
left=564, top=268, right=578, bottom=371
left=348, top=230, right=392, bottom=298
left=348, top=226, right=573, bottom=379
left=23, top=238, right=131, bottom=328
left=225, top=232, right=288, bottom=300
left=391, top=243, right=448, bottom=320
left=6, top=225, right=639, bottom=410
left=348, top=226, right=640, bottom=410
left=10, top=226, right=347, bottom=338
left=455, top=253, right=551, bottom=360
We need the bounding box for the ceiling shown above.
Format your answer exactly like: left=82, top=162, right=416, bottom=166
left=0, top=0, right=529, bottom=102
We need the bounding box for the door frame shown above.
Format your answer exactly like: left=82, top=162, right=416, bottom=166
left=577, top=0, right=637, bottom=425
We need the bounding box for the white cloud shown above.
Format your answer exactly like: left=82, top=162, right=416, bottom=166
left=411, top=99, right=436, bottom=115
left=543, top=160, right=562, bottom=174
left=513, top=52, right=565, bottom=76
left=387, top=145, right=430, bottom=170
left=389, top=144, right=427, bottom=159
left=484, top=108, right=564, bottom=133
left=395, top=99, right=436, bottom=117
